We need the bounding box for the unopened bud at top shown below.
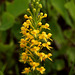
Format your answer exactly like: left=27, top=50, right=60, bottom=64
left=27, top=8, right=30, bottom=11
left=36, top=2, right=39, bottom=5
left=38, top=0, right=40, bottom=1
left=40, top=12, right=43, bottom=16
left=45, top=23, right=49, bottom=27
left=38, top=22, right=42, bottom=26
left=33, top=8, right=36, bottom=12
left=29, top=16, right=32, bottom=20
left=44, top=13, right=47, bottom=17
left=39, top=4, right=42, bottom=8
left=26, top=20, right=31, bottom=24
left=33, top=0, right=35, bottom=2
left=31, top=4, right=34, bottom=7
left=24, top=15, right=28, bottom=19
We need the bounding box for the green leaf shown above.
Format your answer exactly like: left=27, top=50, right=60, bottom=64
left=0, top=71, right=4, bottom=75
left=8, top=70, right=13, bottom=75
left=71, top=32, right=75, bottom=43
left=64, top=29, right=72, bottom=39
left=52, top=45, right=67, bottom=59
left=66, top=47, right=75, bottom=62
left=51, top=0, right=73, bottom=27
left=49, top=19, right=65, bottom=44
left=11, top=22, right=22, bottom=40
left=65, top=1, right=75, bottom=21
left=6, top=0, right=29, bottom=17
left=69, top=61, right=75, bottom=75
left=45, top=59, right=52, bottom=74
left=53, top=60, right=65, bottom=71
left=8, top=59, right=15, bottom=69
left=0, top=12, right=15, bottom=31
left=64, top=29, right=75, bottom=44
left=0, top=31, right=7, bottom=43
left=1, top=64, right=7, bottom=72
left=0, top=41, right=14, bottom=52
left=28, top=72, right=33, bottom=75
left=15, top=65, right=20, bottom=75
left=0, top=62, right=3, bottom=70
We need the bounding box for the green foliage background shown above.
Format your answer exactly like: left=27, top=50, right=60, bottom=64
left=0, top=0, right=75, bottom=75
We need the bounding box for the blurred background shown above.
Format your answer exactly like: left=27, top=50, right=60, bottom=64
left=0, top=0, right=75, bottom=75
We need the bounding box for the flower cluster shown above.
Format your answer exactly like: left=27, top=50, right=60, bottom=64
left=19, top=0, right=52, bottom=74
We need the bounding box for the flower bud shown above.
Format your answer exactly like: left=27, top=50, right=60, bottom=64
left=38, top=22, right=42, bottom=26
left=45, top=23, right=49, bottom=28
left=33, top=8, right=36, bottom=12
left=31, top=4, right=34, bottom=7
left=24, top=15, right=28, bottom=19
left=29, top=16, right=32, bottom=20
left=39, top=4, right=42, bottom=8
left=26, top=20, right=31, bottom=24
left=33, top=0, right=35, bottom=2
left=40, top=12, right=43, bottom=16
left=27, top=8, right=30, bottom=11
left=36, top=2, right=39, bottom=5
left=44, top=13, right=47, bottom=17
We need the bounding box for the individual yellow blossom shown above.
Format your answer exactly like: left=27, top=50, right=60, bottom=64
left=47, top=53, right=52, bottom=61
left=43, top=53, right=52, bottom=61
left=22, top=52, right=28, bottom=56
left=22, top=67, right=31, bottom=74
left=42, top=23, right=50, bottom=30
left=39, top=32, right=47, bottom=41
left=20, top=27, right=29, bottom=34
left=31, top=39, right=38, bottom=44
left=36, top=67, right=45, bottom=74
left=26, top=33, right=34, bottom=39
left=21, top=27, right=26, bottom=31
left=21, top=31, right=26, bottom=35
left=30, top=39, right=39, bottom=47
left=45, top=23, right=49, bottom=28
left=47, top=33, right=52, bottom=38
left=20, top=52, right=28, bottom=64
left=42, top=42, right=51, bottom=50
left=30, top=62, right=39, bottom=70
left=28, top=57, right=33, bottom=62
left=20, top=39, right=25, bottom=43
left=31, top=30, right=39, bottom=37
left=20, top=38, right=28, bottom=44
left=30, top=46, right=40, bottom=54
left=37, top=52, right=45, bottom=61
left=20, top=43, right=25, bottom=48
left=19, top=57, right=27, bottom=64
left=23, top=22, right=29, bottom=28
